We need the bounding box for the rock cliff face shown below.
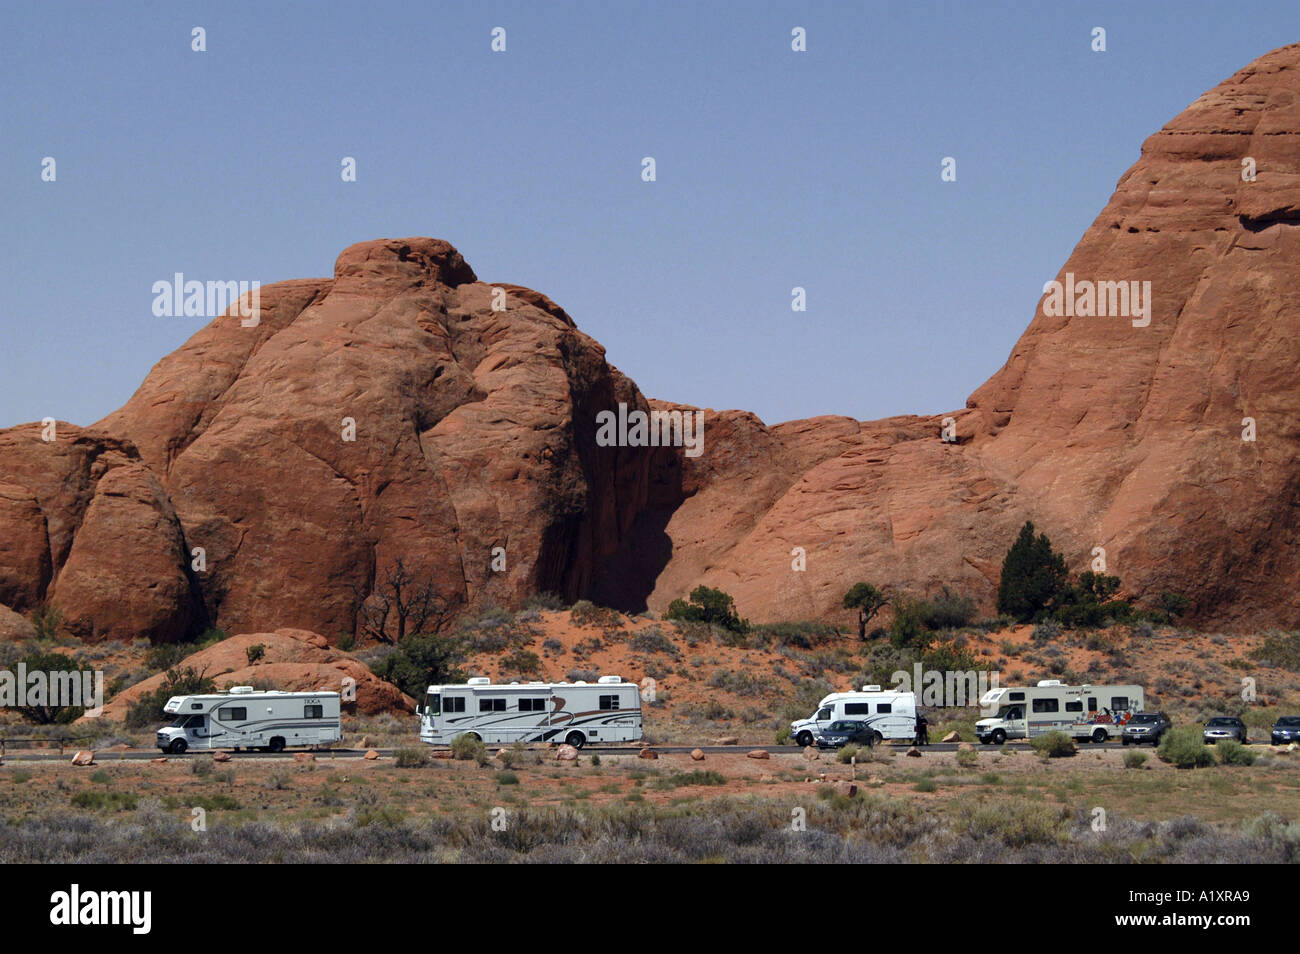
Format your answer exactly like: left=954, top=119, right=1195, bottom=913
left=1, top=44, right=1297, bottom=641
left=643, top=43, right=1300, bottom=629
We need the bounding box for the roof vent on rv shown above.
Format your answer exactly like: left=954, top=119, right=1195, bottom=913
left=1037, top=680, right=1064, bottom=687
left=862, top=685, right=881, bottom=692
left=467, top=677, right=491, bottom=686
left=597, top=675, right=622, bottom=684
left=229, top=686, right=255, bottom=694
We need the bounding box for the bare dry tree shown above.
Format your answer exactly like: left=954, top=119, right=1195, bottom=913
left=353, top=557, right=456, bottom=644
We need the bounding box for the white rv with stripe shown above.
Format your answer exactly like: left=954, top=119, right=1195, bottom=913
left=419, top=676, right=642, bottom=749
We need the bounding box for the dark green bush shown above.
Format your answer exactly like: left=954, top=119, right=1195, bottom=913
left=1030, top=731, right=1077, bottom=758
left=1157, top=727, right=1215, bottom=769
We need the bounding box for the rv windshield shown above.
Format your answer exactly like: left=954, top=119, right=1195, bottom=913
left=997, top=705, right=1023, bottom=720
left=171, top=714, right=204, bottom=728
left=423, top=692, right=440, bottom=716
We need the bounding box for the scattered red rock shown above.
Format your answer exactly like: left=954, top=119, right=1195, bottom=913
left=690, top=748, right=705, bottom=761
left=293, top=752, right=316, bottom=763
left=555, top=744, right=579, bottom=761
left=637, top=748, right=658, bottom=760
left=212, top=751, right=231, bottom=763
left=70, top=750, right=94, bottom=766
left=364, top=750, right=380, bottom=761
left=746, top=749, right=770, bottom=760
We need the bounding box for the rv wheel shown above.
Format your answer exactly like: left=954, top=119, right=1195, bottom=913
left=268, top=737, right=286, bottom=753
left=990, top=729, right=1006, bottom=746
left=1092, top=728, right=1108, bottom=744
left=170, top=739, right=188, bottom=754
left=564, top=731, right=585, bottom=749
left=795, top=731, right=813, bottom=748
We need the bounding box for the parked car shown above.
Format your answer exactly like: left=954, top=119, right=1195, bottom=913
left=1270, top=716, right=1300, bottom=745
left=1121, top=711, right=1171, bottom=746
left=1202, top=716, right=1248, bottom=744
left=815, top=720, right=879, bottom=749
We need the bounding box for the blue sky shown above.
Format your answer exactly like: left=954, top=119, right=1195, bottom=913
left=1, top=2, right=1294, bottom=428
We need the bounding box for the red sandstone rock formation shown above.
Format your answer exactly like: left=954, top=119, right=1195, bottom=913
left=0, top=45, right=1296, bottom=642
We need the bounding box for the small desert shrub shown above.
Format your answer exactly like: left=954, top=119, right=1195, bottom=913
left=630, top=625, right=678, bottom=656
left=450, top=733, right=489, bottom=765
left=569, top=601, right=624, bottom=629
left=566, top=668, right=599, bottom=683
left=1216, top=739, right=1256, bottom=766
left=1157, top=726, right=1215, bottom=769
left=523, top=591, right=566, bottom=612
left=496, top=771, right=520, bottom=785
left=1123, top=750, right=1148, bottom=769
left=245, top=643, right=266, bottom=665
left=1030, top=731, right=1076, bottom=758
left=913, top=778, right=937, bottom=793
left=653, top=770, right=726, bottom=789
left=956, top=748, right=978, bottom=768
left=70, top=791, right=138, bottom=811
left=394, top=747, right=428, bottom=768
left=501, top=647, right=541, bottom=676
left=837, top=745, right=860, bottom=764
left=541, top=638, right=563, bottom=653
left=1031, top=620, right=1062, bottom=643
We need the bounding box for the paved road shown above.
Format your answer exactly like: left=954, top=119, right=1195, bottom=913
left=4, top=738, right=1271, bottom=762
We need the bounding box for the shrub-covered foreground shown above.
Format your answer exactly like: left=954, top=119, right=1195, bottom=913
left=2, top=795, right=1297, bottom=864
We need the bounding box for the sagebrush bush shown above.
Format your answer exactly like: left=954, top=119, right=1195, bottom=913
left=1123, top=750, right=1148, bottom=769
left=1030, top=731, right=1076, bottom=758
left=1157, top=726, right=1215, bottom=769
left=1215, top=739, right=1256, bottom=766
left=394, top=747, right=428, bottom=768
left=450, top=733, right=489, bottom=765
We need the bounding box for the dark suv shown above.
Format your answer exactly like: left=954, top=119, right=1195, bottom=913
left=1121, top=711, right=1171, bottom=746
left=1271, top=716, right=1300, bottom=745
left=815, top=720, right=878, bottom=749
left=1202, top=716, right=1248, bottom=744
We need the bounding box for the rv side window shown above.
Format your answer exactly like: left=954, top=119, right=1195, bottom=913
left=190, top=703, right=203, bottom=710
left=444, top=697, right=466, bottom=713
left=816, top=708, right=832, bottom=721
left=1065, top=701, right=1083, bottom=713
left=304, top=705, right=323, bottom=719
left=844, top=703, right=871, bottom=715
left=877, top=703, right=891, bottom=713
left=479, top=698, right=506, bottom=712
left=599, top=695, right=620, bottom=710
left=217, top=707, right=247, bottom=721
left=1087, top=697, right=1098, bottom=712
left=519, top=698, right=546, bottom=711
left=1111, top=697, right=1130, bottom=711
left=1009, top=692, right=1025, bottom=702
left=1032, top=699, right=1059, bottom=713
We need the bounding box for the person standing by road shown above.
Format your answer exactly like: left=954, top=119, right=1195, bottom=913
left=915, top=712, right=929, bottom=746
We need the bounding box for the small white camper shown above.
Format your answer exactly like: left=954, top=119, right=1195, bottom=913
left=789, top=686, right=918, bottom=748
left=418, top=676, right=642, bottom=748
left=156, top=687, right=342, bottom=753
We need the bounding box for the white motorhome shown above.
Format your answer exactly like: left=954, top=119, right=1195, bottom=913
left=157, top=687, right=343, bottom=754
left=975, top=680, right=1144, bottom=745
left=789, top=686, right=918, bottom=748
left=419, top=676, right=642, bottom=749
